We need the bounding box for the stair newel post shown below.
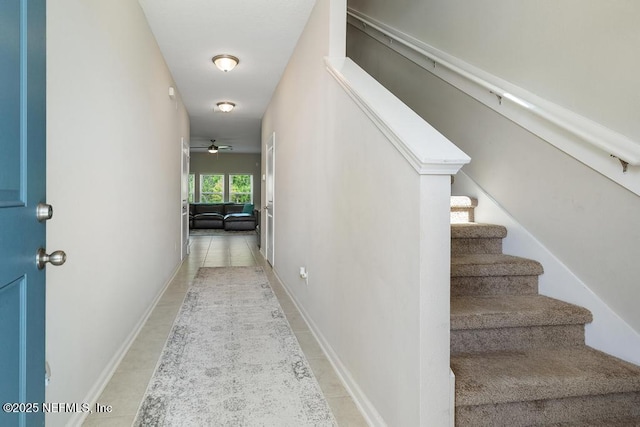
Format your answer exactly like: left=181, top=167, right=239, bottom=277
left=418, top=173, right=456, bottom=426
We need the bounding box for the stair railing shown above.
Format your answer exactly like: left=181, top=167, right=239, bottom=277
left=347, top=9, right=640, bottom=196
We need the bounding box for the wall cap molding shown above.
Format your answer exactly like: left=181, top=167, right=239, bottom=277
left=324, top=56, right=470, bottom=175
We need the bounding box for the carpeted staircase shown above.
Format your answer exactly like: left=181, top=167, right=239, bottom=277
left=450, top=198, right=640, bottom=426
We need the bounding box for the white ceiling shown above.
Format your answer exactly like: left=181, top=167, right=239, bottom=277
left=138, top=0, right=316, bottom=154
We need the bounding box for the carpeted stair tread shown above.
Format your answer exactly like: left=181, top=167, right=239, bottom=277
left=451, top=223, right=507, bottom=239
left=451, top=295, right=592, bottom=330
left=452, top=254, right=544, bottom=277
left=451, top=196, right=478, bottom=208
left=449, top=199, right=640, bottom=425
left=549, top=417, right=640, bottom=426
left=451, top=223, right=507, bottom=255
left=452, top=346, right=640, bottom=407
left=451, top=197, right=478, bottom=223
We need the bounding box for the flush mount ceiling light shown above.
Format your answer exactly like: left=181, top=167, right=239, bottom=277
left=212, top=54, right=239, bottom=72
left=216, top=101, right=235, bottom=113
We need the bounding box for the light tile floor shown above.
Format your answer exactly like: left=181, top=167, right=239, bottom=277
left=83, top=233, right=368, bottom=426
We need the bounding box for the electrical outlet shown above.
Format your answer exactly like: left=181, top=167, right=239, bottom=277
left=299, top=267, right=308, bottom=284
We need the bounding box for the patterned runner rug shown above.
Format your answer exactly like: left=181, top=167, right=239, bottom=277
left=134, top=267, right=336, bottom=426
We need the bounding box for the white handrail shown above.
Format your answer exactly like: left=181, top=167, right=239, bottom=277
left=347, top=9, right=640, bottom=167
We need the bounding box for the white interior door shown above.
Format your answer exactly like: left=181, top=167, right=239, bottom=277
left=181, top=139, right=190, bottom=259
left=265, top=132, right=275, bottom=266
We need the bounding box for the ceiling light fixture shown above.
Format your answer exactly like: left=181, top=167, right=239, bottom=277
left=212, top=54, right=239, bottom=72
left=207, top=144, right=218, bottom=153
left=217, top=101, right=235, bottom=113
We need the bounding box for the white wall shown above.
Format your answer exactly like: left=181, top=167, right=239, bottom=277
left=346, top=7, right=640, bottom=347
left=46, top=0, right=189, bottom=425
left=347, top=0, right=640, bottom=142
left=262, top=0, right=460, bottom=424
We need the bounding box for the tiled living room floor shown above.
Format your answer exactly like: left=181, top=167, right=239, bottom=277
left=82, top=233, right=367, bottom=426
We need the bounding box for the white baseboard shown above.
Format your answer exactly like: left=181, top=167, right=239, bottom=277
left=449, top=369, right=455, bottom=427
left=270, top=266, right=384, bottom=427
left=67, top=261, right=184, bottom=427
left=453, top=171, right=640, bottom=365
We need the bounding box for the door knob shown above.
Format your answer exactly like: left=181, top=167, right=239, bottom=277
left=36, top=248, right=67, bottom=270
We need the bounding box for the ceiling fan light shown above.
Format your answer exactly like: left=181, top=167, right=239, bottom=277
left=217, top=101, right=235, bottom=113
left=212, top=54, right=239, bottom=72
left=207, top=144, right=218, bottom=153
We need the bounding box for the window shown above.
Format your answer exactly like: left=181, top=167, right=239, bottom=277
left=188, top=174, right=195, bottom=203
left=229, top=174, right=253, bottom=204
left=200, top=174, right=224, bottom=203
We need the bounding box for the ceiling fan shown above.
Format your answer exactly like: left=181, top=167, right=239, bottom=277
left=200, top=139, right=233, bottom=153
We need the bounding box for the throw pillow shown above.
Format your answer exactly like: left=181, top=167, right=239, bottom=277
left=242, top=203, right=254, bottom=214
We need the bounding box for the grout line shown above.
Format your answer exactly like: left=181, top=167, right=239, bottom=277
left=88, top=234, right=364, bottom=426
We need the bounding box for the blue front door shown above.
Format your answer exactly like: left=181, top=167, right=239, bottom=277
left=0, top=0, right=47, bottom=425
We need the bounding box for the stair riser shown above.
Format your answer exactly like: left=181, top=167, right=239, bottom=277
left=451, top=276, right=538, bottom=297
left=451, top=324, right=585, bottom=354
left=452, top=238, right=502, bottom=255
left=451, top=208, right=475, bottom=223
left=456, top=391, right=640, bottom=427
left=450, top=219, right=640, bottom=426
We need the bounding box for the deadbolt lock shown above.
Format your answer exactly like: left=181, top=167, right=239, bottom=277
left=36, top=203, right=53, bottom=222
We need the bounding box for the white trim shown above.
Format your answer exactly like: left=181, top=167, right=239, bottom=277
left=453, top=171, right=640, bottom=366
left=265, top=132, right=275, bottom=266
left=181, top=139, right=190, bottom=260
left=347, top=9, right=640, bottom=196
left=324, top=57, right=470, bottom=176
left=449, top=369, right=455, bottom=427
left=70, top=261, right=185, bottom=427
left=270, top=267, right=387, bottom=427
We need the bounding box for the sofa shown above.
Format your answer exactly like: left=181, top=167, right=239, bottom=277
left=189, top=203, right=258, bottom=231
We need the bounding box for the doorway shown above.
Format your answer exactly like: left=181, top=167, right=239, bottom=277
left=265, top=132, right=275, bottom=266
left=181, top=138, right=190, bottom=259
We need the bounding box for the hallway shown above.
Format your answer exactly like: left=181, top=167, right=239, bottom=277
left=82, top=234, right=367, bottom=426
